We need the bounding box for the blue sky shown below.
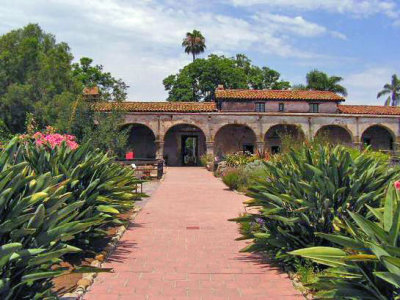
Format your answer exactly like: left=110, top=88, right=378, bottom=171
left=0, top=0, right=399, bottom=105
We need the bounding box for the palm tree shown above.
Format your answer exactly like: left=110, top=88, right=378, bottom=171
left=182, top=30, right=206, bottom=62
left=377, top=74, right=400, bottom=106
left=306, top=69, right=348, bottom=96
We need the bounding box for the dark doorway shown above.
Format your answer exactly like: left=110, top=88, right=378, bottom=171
left=181, top=135, right=198, bottom=166
left=242, top=144, right=254, bottom=154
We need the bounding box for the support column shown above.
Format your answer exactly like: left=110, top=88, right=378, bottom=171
left=256, top=141, right=264, bottom=154
left=353, top=136, right=362, bottom=150
left=206, top=141, right=214, bottom=156
left=156, top=140, right=164, bottom=160
left=393, top=142, right=399, bottom=154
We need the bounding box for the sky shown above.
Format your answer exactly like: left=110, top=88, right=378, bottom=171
left=0, top=0, right=399, bottom=105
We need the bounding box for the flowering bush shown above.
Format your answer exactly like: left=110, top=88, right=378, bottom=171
left=20, top=126, right=79, bottom=150
left=33, top=132, right=79, bottom=150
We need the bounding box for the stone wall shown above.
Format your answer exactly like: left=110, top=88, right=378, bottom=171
left=221, top=101, right=338, bottom=113
left=122, top=112, right=400, bottom=161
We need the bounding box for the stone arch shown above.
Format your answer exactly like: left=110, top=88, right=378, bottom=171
left=163, top=124, right=207, bottom=166
left=264, top=124, right=305, bottom=154
left=123, top=123, right=157, bottom=159
left=315, top=125, right=353, bottom=146
left=361, top=124, right=395, bottom=151
left=162, top=120, right=209, bottom=140
left=214, top=124, right=257, bottom=157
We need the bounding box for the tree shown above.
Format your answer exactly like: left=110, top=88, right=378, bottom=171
left=80, top=109, right=130, bottom=157
left=0, top=24, right=131, bottom=154
left=163, top=54, right=290, bottom=102
left=305, top=69, right=348, bottom=96
left=0, top=24, right=77, bottom=133
left=377, top=74, right=400, bottom=106
left=72, top=57, right=128, bottom=102
left=182, top=30, right=206, bottom=62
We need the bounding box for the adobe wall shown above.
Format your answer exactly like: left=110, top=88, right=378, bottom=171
left=122, top=112, right=400, bottom=160
left=221, top=101, right=338, bottom=113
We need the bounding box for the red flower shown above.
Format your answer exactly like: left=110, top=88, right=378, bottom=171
left=394, top=181, right=400, bottom=191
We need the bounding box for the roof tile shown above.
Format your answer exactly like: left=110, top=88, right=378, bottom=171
left=215, top=89, right=344, bottom=101
left=94, top=102, right=217, bottom=112
left=338, top=105, right=400, bottom=115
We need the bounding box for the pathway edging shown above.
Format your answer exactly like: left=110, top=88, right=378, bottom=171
left=60, top=207, right=142, bottom=300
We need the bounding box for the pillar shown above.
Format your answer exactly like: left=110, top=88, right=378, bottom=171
left=206, top=141, right=214, bottom=156
left=156, top=140, right=164, bottom=160
left=256, top=141, right=264, bottom=154
left=353, top=136, right=362, bottom=150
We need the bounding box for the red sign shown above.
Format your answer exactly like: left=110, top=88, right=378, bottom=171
left=125, top=152, right=135, bottom=160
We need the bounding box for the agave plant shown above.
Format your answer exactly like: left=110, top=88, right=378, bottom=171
left=4, top=137, right=143, bottom=252
left=234, top=145, right=397, bottom=266
left=0, top=149, right=106, bottom=299
left=290, top=183, right=400, bottom=299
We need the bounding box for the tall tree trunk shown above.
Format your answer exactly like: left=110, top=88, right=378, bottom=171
left=393, top=91, right=397, bottom=106
left=192, top=52, right=195, bottom=62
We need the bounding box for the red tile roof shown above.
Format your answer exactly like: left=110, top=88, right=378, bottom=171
left=94, top=102, right=217, bottom=112
left=338, top=105, right=400, bottom=115
left=215, top=89, right=344, bottom=101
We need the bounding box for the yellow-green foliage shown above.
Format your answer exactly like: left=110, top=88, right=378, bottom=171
left=234, top=144, right=398, bottom=268
left=0, top=137, right=143, bottom=298
left=291, top=184, right=400, bottom=299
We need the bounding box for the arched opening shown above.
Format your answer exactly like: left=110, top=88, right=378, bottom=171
left=315, top=125, right=353, bottom=146
left=264, top=124, right=305, bottom=154
left=163, top=124, right=206, bottom=166
left=214, top=124, right=257, bottom=158
left=361, top=125, right=394, bottom=151
left=125, top=124, right=156, bottom=159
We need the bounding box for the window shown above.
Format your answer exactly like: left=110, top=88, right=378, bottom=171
left=310, top=103, right=319, bottom=113
left=255, top=102, right=265, bottom=112
left=278, top=103, right=284, bottom=112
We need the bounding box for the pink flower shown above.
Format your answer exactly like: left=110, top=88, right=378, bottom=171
left=395, top=181, right=400, bottom=191
left=31, top=131, right=79, bottom=150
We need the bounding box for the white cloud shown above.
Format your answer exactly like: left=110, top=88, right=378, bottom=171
left=254, top=13, right=346, bottom=39
left=229, top=0, right=399, bottom=18
left=255, top=13, right=326, bottom=37
left=1, top=0, right=346, bottom=100
left=343, top=67, right=397, bottom=105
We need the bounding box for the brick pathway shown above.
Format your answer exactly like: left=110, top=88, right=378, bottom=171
left=85, top=167, right=303, bottom=300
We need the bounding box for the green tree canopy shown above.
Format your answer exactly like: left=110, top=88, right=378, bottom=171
left=163, top=54, right=290, bottom=102
left=305, top=69, right=348, bottom=96
left=377, top=74, right=400, bottom=106
left=72, top=57, right=128, bottom=102
left=0, top=23, right=129, bottom=149
left=0, top=24, right=77, bottom=132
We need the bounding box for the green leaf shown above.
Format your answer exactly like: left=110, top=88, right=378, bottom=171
left=374, top=272, right=400, bottom=288
left=289, top=247, right=348, bottom=267
left=96, top=205, right=120, bottom=214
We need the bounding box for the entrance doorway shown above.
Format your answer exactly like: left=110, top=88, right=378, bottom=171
left=182, top=136, right=198, bottom=166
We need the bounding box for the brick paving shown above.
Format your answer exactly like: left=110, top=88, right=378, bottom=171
left=85, top=167, right=303, bottom=300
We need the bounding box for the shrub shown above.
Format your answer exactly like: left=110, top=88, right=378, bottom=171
left=6, top=136, right=142, bottom=252
left=0, top=142, right=106, bottom=299
left=222, top=168, right=242, bottom=190
left=225, top=152, right=258, bottom=167
left=241, top=160, right=268, bottom=187
left=234, top=144, right=398, bottom=267
left=0, top=135, right=142, bottom=298
left=291, top=182, right=400, bottom=299
left=200, top=153, right=214, bottom=168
